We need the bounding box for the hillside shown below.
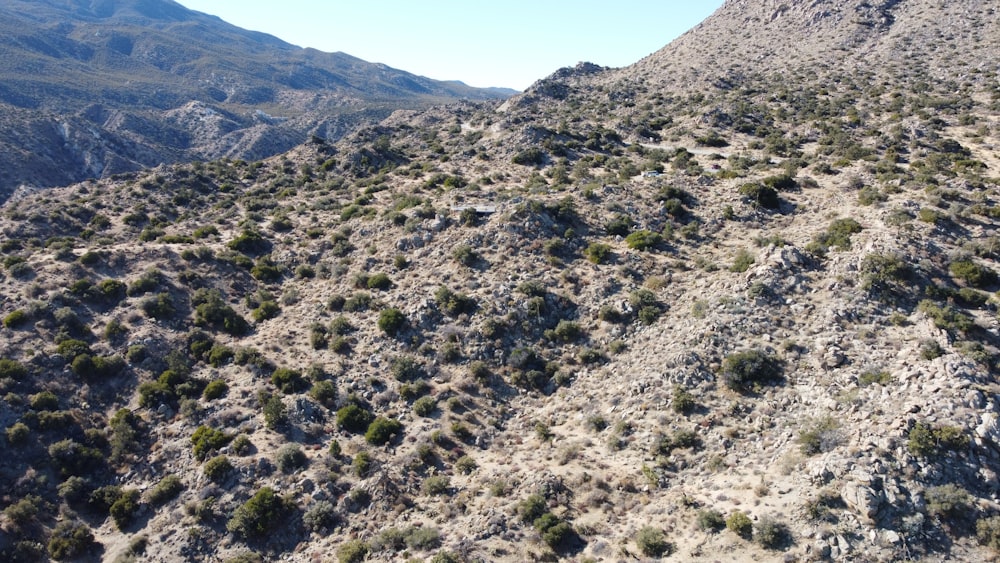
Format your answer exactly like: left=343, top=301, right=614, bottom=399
left=0, top=0, right=514, bottom=201
left=1, top=0, right=1000, bottom=562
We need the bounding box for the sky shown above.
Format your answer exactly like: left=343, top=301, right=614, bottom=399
left=176, top=1, right=724, bottom=91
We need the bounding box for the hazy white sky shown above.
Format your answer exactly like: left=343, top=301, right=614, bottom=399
left=177, top=1, right=724, bottom=90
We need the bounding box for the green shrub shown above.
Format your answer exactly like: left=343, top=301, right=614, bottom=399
left=276, top=444, right=307, bottom=473
left=227, top=487, right=288, bottom=538
left=271, top=367, right=307, bottom=393
left=367, top=273, right=392, bottom=290
left=6, top=422, right=30, bottom=444
left=365, top=416, right=402, bottom=445
left=303, top=500, right=337, bottom=533
left=635, top=526, right=672, bottom=557
left=109, top=488, right=140, bottom=530
left=352, top=451, right=373, bottom=477
left=0, top=358, right=28, bottom=380
left=798, top=416, right=841, bottom=455
left=310, top=380, right=337, bottom=406
left=141, top=292, right=176, bottom=320
left=423, top=475, right=450, bottom=496
left=605, top=214, right=634, bottom=236
left=252, top=301, right=280, bottom=322
left=204, top=455, right=233, bottom=482
left=147, top=475, right=184, bottom=506
left=553, top=320, right=582, bottom=342
left=30, top=390, right=59, bottom=410
left=738, top=183, right=780, bottom=209
left=625, top=230, right=662, bottom=251
left=672, top=386, right=696, bottom=414
left=807, top=218, right=863, bottom=257
left=512, top=147, right=545, bottom=166
left=452, top=244, right=479, bottom=266
left=518, top=494, right=547, bottom=523
left=203, top=379, right=229, bottom=400
left=730, top=249, right=755, bottom=273
left=434, top=286, right=476, bottom=316
left=413, top=396, right=437, bottom=416
left=3, top=309, right=28, bottom=328
left=721, top=349, right=782, bottom=392
left=337, top=404, right=374, bottom=433
left=192, top=289, right=249, bottom=336
left=925, top=484, right=971, bottom=520
left=191, top=426, right=231, bottom=461
left=377, top=308, right=406, bottom=335
left=977, top=515, right=1000, bottom=551
left=950, top=258, right=998, bottom=288
left=697, top=509, right=725, bottom=532
left=47, top=521, right=95, bottom=560
left=227, top=229, right=269, bottom=254
left=263, top=395, right=287, bottom=429
left=726, top=511, right=753, bottom=539
left=754, top=516, right=789, bottom=549
left=585, top=242, right=612, bottom=264
left=336, top=540, right=371, bottom=563
left=908, top=422, right=969, bottom=457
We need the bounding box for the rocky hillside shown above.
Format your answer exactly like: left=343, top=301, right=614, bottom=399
left=0, top=0, right=514, bottom=201
left=1, top=0, right=1000, bottom=562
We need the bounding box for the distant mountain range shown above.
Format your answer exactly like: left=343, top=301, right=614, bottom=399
left=0, top=0, right=515, bottom=199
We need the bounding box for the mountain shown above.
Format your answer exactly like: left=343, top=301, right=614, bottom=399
left=1, top=0, right=1000, bottom=561
left=0, top=0, right=515, bottom=200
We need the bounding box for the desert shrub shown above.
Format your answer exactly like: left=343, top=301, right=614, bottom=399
left=303, top=500, right=337, bottom=533
left=738, top=183, right=780, bottom=209
left=625, top=230, right=662, bottom=251
left=452, top=244, right=479, bottom=266
left=71, top=353, right=124, bottom=379
left=263, top=395, right=287, bottom=429
left=48, top=438, right=104, bottom=476
left=553, top=320, right=582, bottom=342
left=754, top=516, right=789, bottom=549
left=413, top=396, right=437, bottom=417
left=925, top=484, right=971, bottom=520
left=227, top=487, right=288, bottom=538
left=0, top=358, right=28, bottom=380
left=585, top=242, right=612, bottom=264
left=635, top=526, right=672, bottom=557
left=365, top=417, right=402, bottom=445
left=126, top=269, right=161, bottom=296
left=671, top=385, right=696, bottom=414
left=798, top=416, right=841, bottom=455
left=337, top=404, right=374, bottom=433
left=310, top=380, right=337, bottom=406
left=6, top=422, right=30, bottom=444
left=147, top=475, right=184, bottom=506
left=977, top=516, right=1000, bottom=551
left=697, top=509, right=726, bottom=532
left=47, top=521, right=95, bottom=560
left=721, top=349, right=782, bottom=392
left=191, top=425, right=231, bottom=461
left=3, top=309, right=28, bottom=328
left=141, top=292, right=176, bottom=320
left=518, top=494, right=547, bottom=523
left=377, top=308, right=406, bottom=335
left=252, top=300, right=280, bottom=322
left=203, top=379, right=229, bottom=400
left=204, top=455, right=233, bottom=482
left=192, top=289, right=249, bottom=336
left=30, top=390, right=59, bottom=411
left=858, top=370, right=892, bottom=386
left=276, top=444, right=307, bottom=473
left=434, top=286, right=476, bottom=316
left=367, top=273, right=392, bottom=290
left=336, top=540, right=371, bottom=563
left=227, top=229, right=269, bottom=254
left=423, top=475, right=450, bottom=496
left=917, top=300, right=974, bottom=333
left=271, top=367, right=307, bottom=393
left=730, top=249, right=755, bottom=273
left=807, top=218, right=863, bottom=257
left=950, top=258, right=998, bottom=288
left=908, top=422, right=969, bottom=457
left=231, top=434, right=253, bottom=456
left=4, top=495, right=40, bottom=526
left=352, top=451, right=373, bottom=477
left=404, top=526, right=441, bottom=550
left=726, top=511, right=753, bottom=539
left=108, top=488, right=140, bottom=530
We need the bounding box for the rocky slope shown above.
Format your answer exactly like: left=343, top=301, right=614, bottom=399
left=1, top=0, right=999, bottom=562
left=0, top=0, right=514, bottom=201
